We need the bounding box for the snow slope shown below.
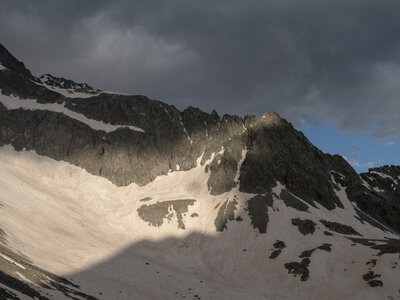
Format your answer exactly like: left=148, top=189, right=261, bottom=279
left=0, top=146, right=399, bottom=299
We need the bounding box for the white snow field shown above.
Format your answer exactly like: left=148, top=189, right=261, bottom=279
left=0, top=91, right=145, bottom=133
left=0, top=146, right=399, bottom=299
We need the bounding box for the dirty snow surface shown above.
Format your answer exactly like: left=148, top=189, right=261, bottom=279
left=0, top=146, right=399, bottom=299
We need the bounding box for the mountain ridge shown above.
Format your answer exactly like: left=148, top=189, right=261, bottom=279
left=0, top=43, right=399, bottom=300
left=0, top=42, right=399, bottom=231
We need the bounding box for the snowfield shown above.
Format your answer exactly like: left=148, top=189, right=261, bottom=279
left=0, top=146, right=399, bottom=299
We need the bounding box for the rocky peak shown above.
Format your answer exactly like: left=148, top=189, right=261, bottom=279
left=0, top=44, right=34, bottom=80
left=260, top=111, right=285, bottom=126
left=39, top=73, right=97, bottom=93
left=244, top=111, right=287, bottom=130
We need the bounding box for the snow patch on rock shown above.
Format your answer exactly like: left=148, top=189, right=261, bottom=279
left=0, top=91, right=145, bottom=133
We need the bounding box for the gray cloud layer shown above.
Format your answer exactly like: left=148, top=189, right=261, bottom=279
left=1, top=0, right=399, bottom=137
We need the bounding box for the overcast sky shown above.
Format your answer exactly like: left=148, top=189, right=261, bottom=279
left=0, top=0, right=399, bottom=169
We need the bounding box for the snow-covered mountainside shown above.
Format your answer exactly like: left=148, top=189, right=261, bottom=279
left=0, top=43, right=399, bottom=299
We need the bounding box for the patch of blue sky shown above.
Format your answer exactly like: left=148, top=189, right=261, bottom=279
left=301, top=122, right=400, bottom=173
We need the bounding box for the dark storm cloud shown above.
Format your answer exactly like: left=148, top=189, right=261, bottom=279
left=1, top=0, right=400, bottom=138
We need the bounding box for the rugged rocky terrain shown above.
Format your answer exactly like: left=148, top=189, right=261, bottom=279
left=0, top=44, right=399, bottom=299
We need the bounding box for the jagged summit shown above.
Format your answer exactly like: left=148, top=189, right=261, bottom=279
left=39, top=74, right=95, bottom=91
left=0, top=43, right=399, bottom=300
left=261, top=111, right=285, bottom=125
left=0, top=44, right=34, bottom=80
left=38, top=73, right=100, bottom=98
left=0, top=44, right=99, bottom=98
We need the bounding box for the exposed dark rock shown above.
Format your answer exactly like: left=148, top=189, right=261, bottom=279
left=207, top=134, right=245, bottom=195
left=269, top=240, right=286, bottom=259
left=371, top=239, right=400, bottom=256
left=0, top=44, right=35, bottom=80
left=284, top=258, right=311, bottom=281
left=0, top=286, right=19, bottom=300
left=239, top=112, right=343, bottom=210
left=273, top=240, right=286, bottom=250
left=280, top=189, right=309, bottom=212
left=214, top=197, right=238, bottom=232
left=366, top=259, right=377, bottom=267
left=299, top=243, right=332, bottom=258
left=353, top=206, right=394, bottom=234
left=0, top=242, right=97, bottom=300
left=247, top=194, right=273, bottom=233
left=137, top=199, right=196, bottom=229
left=367, top=280, right=383, bottom=287
left=39, top=74, right=98, bottom=94
left=319, top=220, right=361, bottom=236
left=328, top=155, right=400, bottom=234
left=291, top=218, right=317, bottom=235
left=0, top=271, right=49, bottom=300
left=362, top=271, right=383, bottom=287
left=348, top=238, right=400, bottom=256
left=269, top=250, right=282, bottom=259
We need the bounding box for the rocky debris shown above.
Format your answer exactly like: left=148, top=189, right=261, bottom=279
left=247, top=194, right=273, bottom=234
left=291, top=218, right=317, bottom=235
left=319, top=220, right=361, bottom=236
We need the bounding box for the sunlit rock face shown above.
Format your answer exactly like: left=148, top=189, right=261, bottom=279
left=0, top=43, right=400, bottom=300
